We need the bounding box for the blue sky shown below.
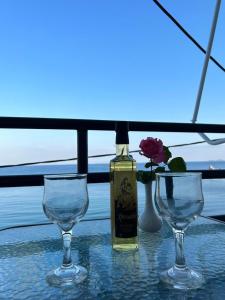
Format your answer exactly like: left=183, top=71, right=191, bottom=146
left=0, top=0, right=225, bottom=164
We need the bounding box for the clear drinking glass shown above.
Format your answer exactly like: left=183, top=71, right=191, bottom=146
left=43, top=174, right=89, bottom=287
left=154, top=172, right=204, bottom=289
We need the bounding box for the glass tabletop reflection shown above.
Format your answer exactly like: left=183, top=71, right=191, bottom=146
left=0, top=217, right=225, bottom=299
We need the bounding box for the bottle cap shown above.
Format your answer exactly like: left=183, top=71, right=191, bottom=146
left=115, top=122, right=129, bottom=144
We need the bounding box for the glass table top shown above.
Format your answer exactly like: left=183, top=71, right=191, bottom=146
left=1, top=217, right=225, bottom=299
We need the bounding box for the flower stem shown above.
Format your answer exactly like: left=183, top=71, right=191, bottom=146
left=150, top=159, right=153, bottom=176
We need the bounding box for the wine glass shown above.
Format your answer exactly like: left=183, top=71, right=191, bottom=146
left=43, top=173, right=89, bottom=287
left=154, top=172, right=204, bottom=289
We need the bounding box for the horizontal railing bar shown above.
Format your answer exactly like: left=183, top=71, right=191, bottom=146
left=0, top=175, right=44, bottom=187
left=0, top=173, right=110, bottom=187
left=189, top=169, right=225, bottom=179
left=0, top=170, right=224, bottom=188
left=1, top=116, right=225, bottom=133
left=208, top=215, right=225, bottom=223
left=128, top=122, right=225, bottom=133
left=0, top=117, right=115, bottom=130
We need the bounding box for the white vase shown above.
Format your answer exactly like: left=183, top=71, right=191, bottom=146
left=138, top=181, right=162, bottom=232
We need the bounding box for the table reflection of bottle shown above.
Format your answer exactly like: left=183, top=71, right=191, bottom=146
left=110, top=250, right=141, bottom=298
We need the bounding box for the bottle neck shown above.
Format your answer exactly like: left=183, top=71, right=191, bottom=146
left=116, top=144, right=129, bottom=156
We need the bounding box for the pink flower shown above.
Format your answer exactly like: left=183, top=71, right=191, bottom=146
left=139, top=137, right=165, bottom=163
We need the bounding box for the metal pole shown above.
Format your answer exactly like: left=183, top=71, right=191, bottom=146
left=192, top=0, right=221, bottom=123
left=77, top=129, right=88, bottom=174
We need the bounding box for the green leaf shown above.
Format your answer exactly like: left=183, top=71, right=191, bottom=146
left=163, top=146, right=172, bottom=163
left=154, top=166, right=165, bottom=173
left=136, top=171, right=155, bottom=183
left=168, top=157, right=186, bottom=172
left=145, top=162, right=158, bottom=168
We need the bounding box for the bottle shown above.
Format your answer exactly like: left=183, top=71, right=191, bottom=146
left=110, top=122, right=138, bottom=250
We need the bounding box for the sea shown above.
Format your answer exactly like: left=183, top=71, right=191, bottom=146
left=0, top=161, right=225, bottom=230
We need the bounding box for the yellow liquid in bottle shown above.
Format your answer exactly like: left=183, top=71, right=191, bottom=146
left=110, top=147, right=138, bottom=251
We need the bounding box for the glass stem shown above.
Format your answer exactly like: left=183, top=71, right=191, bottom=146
left=62, top=230, right=73, bottom=267
left=173, top=229, right=186, bottom=269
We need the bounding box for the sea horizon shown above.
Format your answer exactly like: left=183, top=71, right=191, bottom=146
left=0, top=160, right=225, bottom=230
left=0, top=159, right=224, bottom=176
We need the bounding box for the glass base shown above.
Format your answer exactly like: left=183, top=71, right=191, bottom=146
left=160, top=265, right=204, bottom=290
left=46, top=264, right=87, bottom=287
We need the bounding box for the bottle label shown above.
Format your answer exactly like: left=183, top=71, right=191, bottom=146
left=113, top=172, right=137, bottom=238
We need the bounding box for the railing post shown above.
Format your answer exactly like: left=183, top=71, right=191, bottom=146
left=77, top=129, right=88, bottom=174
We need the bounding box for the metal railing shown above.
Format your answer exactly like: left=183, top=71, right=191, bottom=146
left=1, top=116, right=225, bottom=188
left=1, top=116, right=225, bottom=221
